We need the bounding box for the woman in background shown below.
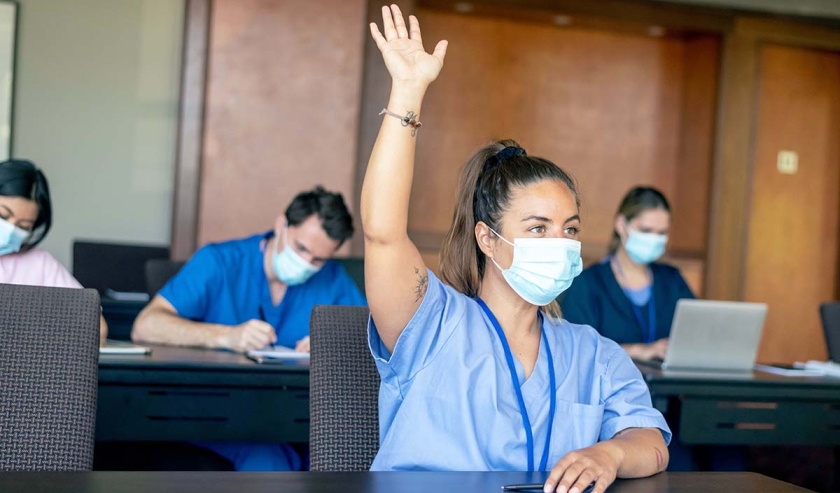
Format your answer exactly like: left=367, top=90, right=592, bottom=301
left=561, top=187, right=694, bottom=362
left=0, top=159, right=108, bottom=341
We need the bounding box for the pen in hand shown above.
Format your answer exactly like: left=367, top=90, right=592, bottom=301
left=501, top=485, right=545, bottom=492
left=258, top=306, right=276, bottom=350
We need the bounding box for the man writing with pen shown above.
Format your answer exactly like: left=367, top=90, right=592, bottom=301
left=131, top=186, right=365, bottom=471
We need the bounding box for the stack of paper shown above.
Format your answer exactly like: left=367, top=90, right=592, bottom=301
left=799, top=360, right=840, bottom=378
left=247, top=346, right=310, bottom=360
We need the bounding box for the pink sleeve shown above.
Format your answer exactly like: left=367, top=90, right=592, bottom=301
left=41, top=251, right=83, bottom=289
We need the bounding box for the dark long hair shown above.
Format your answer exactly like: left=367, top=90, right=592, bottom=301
left=608, top=186, right=670, bottom=254
left=0, top=160, right=52, bottom=249
left=439, top=139, right=579, bottom=317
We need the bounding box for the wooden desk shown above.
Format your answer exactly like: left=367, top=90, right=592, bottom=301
left=639, top=366, right=840, bottom=445
left=97, top=345, right=309, bottom=442
left=0, top=472, right=811, bottom=493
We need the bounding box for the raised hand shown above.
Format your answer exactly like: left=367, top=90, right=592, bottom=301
left=370, top=5, right=448, bottom=89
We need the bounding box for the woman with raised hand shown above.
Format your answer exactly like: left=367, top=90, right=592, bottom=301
left=361, top=5, right=670, bottom=492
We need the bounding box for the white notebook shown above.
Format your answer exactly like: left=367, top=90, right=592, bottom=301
left=99, top=340, right=152, bottom=355
left=247, top=345, right=310, bottom=360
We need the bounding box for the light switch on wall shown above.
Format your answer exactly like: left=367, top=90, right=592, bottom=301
left=777, top=150, right=798, bottom=175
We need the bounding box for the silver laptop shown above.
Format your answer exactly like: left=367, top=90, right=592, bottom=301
left=659, top=299, right=767, bottom=372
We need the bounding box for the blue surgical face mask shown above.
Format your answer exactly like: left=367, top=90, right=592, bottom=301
left=489, top=228, right=583, bottom=306
left=0, top=217, right=30, bottom=256
left=624, top=228, right=668, bottom=265
left=271, top=227, right=321, bottom=286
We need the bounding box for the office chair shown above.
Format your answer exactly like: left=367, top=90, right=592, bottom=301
left=73, top=240, right=169, bottom=294
left=145, top=259, right=186, bottom=297
left=309, top=305, right=379, bottom=471
left=819, top=302, right=840, bottom=361
left=0, top=284, right=101, bottom=471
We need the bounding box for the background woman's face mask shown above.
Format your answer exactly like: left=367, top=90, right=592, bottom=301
left=489, top=228, right=583, bottom=306
left=623, top=227, right=668, bottom=265
left=0, top=217, right=30, bottom=256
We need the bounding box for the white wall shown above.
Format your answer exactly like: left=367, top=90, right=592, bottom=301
left=12, top=0, right=184, bottom=268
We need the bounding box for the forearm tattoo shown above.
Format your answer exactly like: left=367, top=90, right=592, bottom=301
left=414, top=267, right=428, bottom=302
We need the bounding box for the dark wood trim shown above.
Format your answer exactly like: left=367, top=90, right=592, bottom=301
left=419, top=0, right=735, bottom=34
left=736, top=17, right=840, bottom=50
left=170, top=0, right=211, bottom=261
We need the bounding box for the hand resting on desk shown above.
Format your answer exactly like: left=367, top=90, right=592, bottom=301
left=622, top=339, right=668, bottom=362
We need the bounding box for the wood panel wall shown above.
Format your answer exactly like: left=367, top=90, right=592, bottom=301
left=165, top=0, right=840, bottom=365
left=744, top=45, right=840, bottom=364
left=404, top=9, right=718, bottom=294
left=196, top=0, right=367, bottom=247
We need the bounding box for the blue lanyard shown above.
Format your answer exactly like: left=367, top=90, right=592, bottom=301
left=612, top=257, right=657, bottom=344
left=476, top=298, right=556, bottom=472
left=631, top=295, right=657, bottom=344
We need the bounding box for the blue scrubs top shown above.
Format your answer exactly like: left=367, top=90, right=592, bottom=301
left=368, top=270, right=670, bottom=471
left=560, top=262, right=694, bottom=345
left=159, top=232, right=366, bottom=348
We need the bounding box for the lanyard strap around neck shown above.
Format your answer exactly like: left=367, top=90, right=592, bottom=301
left=612, top=256, right=657, bottom=344
left=476, top=298, right=556, bottom=472
left=631, top=295, right=657, bottom=344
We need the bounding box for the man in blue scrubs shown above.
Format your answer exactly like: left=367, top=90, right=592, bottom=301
left=132, top=186, right=365, bottom=470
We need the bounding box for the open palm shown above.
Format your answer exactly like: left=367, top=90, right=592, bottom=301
left=370, top=5, right=448, bottom=87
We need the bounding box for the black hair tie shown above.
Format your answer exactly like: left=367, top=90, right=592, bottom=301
left=482, top=146, right=527, bottom=173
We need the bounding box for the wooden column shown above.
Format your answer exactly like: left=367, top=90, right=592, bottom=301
left=704, top=33, right=758, bottom=301
left=170, top=0, right=211, bottom=261
left=352, top=0, right=418, bottom=256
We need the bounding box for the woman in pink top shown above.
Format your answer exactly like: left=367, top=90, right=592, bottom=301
left=0, top=159, right=107, bottom=341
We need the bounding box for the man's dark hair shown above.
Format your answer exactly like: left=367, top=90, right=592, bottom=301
left=285, top=186, right=354, bottom=244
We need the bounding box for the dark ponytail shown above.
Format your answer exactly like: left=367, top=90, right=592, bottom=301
left=0, top=160, right=52, bottom=249
left=608, top=186, right=670, bottom=254
left=439, top=139, right=579, bottom=317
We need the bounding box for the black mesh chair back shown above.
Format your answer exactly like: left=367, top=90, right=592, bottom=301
left=0, top=284, right=100, bottom=471
left=309, top=305, right=379, bottom=471
left=819, top=302, right=840, bottom=361
left=145, top=259, right=186, bottom=297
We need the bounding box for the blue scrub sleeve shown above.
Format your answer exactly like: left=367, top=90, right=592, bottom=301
left=368, top=270, right=463, bottom=391
left=674, top=270, right=696, bottom=300
left=158, top=246, right=222, bottom=321
left=599, top=347, right=672, bottom=444
left=334, top=267, right=367, bottom=306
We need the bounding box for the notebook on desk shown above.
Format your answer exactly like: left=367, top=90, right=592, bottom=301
left=635, top=299, right=767, bottom=373
left=100, top=340, right=152, bottom=356
left=247, top=345, right=310, bottom=364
